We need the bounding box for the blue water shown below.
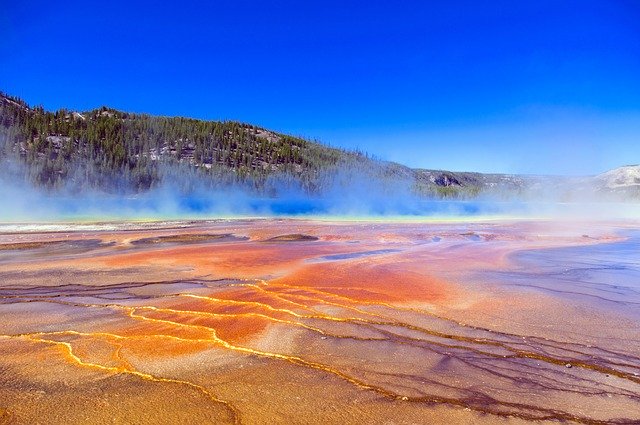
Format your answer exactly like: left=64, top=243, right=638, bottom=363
left=126, top=197, right=529, bottom=217
left=311, top=249, right=402, bottom=262
left=36, top=193, right=536, bottom=219
left=489, top=230, right=640, bottom=315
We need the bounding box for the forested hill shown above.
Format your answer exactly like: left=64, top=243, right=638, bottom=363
left=0, top=91, right=359, bottom=193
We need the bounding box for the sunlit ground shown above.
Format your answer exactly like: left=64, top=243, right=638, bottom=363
left=0, top=218, right=639, bottom=424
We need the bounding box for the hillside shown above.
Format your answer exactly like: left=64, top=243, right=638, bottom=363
left=0, top=91, right=479, bottom=198
left=1, top=92, right=637, bottom=201
left=596, top=165, right=640, bottom=188
left=0, top=92, right=354, bottom=193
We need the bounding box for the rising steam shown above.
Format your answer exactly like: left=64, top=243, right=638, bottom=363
left=1, top=128, right=638, bottom=222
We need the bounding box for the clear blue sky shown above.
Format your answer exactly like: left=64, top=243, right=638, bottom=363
left=2, top=1, right=639, bottom=175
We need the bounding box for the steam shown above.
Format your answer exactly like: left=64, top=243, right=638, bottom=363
left=0, top=156, right=431, bottom=221
left=1, top=130, right=638, bottom=222
left=0, top=156, right=489, bottom=221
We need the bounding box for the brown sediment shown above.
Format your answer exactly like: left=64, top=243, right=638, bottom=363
left=0, top=239, right=109, bottom=251
left=264, top=233, right=319, bottom=242
left=0, top=241, right=57, bottom=250
left=130, top=233, right=247, bottom=245
left=0, top=408, right=12, bottom=425
left=0, top=219, right=639, bottom=424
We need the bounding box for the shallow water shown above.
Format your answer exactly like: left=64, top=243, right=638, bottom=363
left=310, top=249, right=402, bottom=262
left=487, top=230, right=640, bottom=319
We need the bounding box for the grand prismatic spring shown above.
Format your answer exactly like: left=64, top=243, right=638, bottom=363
left=0, top=218, right=638, bottom=424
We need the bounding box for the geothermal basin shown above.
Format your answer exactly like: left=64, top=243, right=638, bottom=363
left=0, top=219, right=639, bottom=424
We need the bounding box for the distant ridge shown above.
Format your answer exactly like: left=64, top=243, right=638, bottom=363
left=596, top=165, right=640, bottom=189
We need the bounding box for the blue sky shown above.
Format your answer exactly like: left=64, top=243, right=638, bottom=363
left=2, top=1, right=639, bottom=175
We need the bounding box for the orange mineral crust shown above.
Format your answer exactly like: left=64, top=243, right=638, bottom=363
left=0, top=219, right=639, bottom=424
